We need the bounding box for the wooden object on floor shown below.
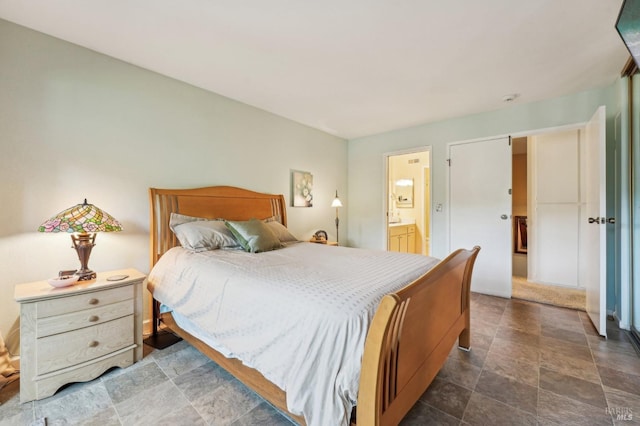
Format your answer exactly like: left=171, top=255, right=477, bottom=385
left=149, top=185, right=480, bottom=425
left=143, top=329, right=182, bottom=349
left=14, top=269, right=145, bottom=403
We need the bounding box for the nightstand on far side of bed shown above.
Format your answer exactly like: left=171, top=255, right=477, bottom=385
left=309, top=239, right=338, bottom=246
left=14, top=268, right=145, bottom=403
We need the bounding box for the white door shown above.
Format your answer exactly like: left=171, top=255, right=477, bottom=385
left=583, top=106, right=607, bottom=337
left=449, top=137, right=512, bottom=297
left=531, top=130, right=581, bottom=287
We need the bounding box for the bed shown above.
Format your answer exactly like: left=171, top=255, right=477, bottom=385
left=146, top=185, right=479, bottom=426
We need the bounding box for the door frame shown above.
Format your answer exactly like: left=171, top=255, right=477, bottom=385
left=383, top=146, right=432, bottom=253
left=422, top=165, right=431, bottom=256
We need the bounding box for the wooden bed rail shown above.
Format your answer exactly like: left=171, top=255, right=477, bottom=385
left=357, top=246, right=480, bottom=425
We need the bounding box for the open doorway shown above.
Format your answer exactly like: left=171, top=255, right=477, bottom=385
left=385, top=148, right=431, bottom=256
left=511, top=132, right=586, bottom=311
left=512, top=137, right=528, bottom=278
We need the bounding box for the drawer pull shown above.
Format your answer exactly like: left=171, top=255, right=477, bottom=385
left=88, top=298, right=99, bottom=305
left=88, top=315, right=99, bottom=322
left=88, top=341, right=99, bottom=348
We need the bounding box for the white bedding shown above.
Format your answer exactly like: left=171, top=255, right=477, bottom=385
left=147, top=242, right=439, bottom=426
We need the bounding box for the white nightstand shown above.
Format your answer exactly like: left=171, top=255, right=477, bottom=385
left=14, top=268, right=145, bottom=403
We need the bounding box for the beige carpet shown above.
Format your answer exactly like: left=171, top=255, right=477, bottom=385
left=512, top=276, right=586, bottom=311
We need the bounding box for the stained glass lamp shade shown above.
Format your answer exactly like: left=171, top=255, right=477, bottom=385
left=38, top=199, right=123, bottom=280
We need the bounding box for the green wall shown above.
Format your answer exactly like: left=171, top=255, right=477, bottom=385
left=347, top=83, right=620, bottom=311
left=0, top=19, right=346, bottom=345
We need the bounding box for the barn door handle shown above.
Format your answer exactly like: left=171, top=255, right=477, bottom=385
left=607, top=217, right=615, bottom=224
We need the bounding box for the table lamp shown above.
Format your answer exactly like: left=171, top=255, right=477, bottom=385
left=38, top=199, right=122, bottom=280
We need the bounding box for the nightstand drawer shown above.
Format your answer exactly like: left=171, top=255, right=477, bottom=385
left=36, top=285, right=133, bottom=318
left=37, top=299, right=134, bottom=338
left=36, top=315, right=134, bottom=375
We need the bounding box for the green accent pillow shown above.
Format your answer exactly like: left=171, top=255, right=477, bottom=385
left=225, top=218, right=283, bottom=253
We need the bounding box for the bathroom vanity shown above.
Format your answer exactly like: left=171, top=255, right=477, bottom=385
left=388, top=222, right=416, bottom=254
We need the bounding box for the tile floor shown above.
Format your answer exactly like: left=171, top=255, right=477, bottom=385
left=1, top=293, right=639, bottom=425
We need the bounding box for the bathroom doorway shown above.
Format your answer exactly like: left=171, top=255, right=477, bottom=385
left=385, top=147, right=432, bottom=256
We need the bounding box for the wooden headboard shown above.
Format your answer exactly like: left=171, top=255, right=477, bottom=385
left=149, top=186, right=287, bottom=267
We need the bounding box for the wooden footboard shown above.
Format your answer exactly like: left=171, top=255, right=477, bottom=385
left=148, top=186, right=480, bottom=425
left=357, top=246, right=480, bottom=425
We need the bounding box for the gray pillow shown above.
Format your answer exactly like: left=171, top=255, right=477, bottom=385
left=265, top=220, right=299, bottom=243
left=169, top=212, right=207, bottom=230
left=225, top=219, right=283, bottom=253
left=170, top=214, right=239, bottom=251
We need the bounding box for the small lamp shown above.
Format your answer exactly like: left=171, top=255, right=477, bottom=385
left=38, top=199, right=122, bottom=280
left=331, top=190, right=343, bottom=244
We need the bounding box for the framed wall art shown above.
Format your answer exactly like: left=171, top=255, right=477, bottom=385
left=291, top=170, right=313, bottom=207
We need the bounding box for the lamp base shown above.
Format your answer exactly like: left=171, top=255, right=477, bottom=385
left=75, top=270, right=96, bottom=281
left=71, top=233, right=97, bottom=281
left=143, top=330, right=182, bottom=349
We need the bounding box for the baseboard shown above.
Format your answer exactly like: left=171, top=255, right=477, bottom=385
left=472, top=289, right=512, bottom=299
left=143, top=319, right=152, bottom=336
left=618, top=319, right=631, bottom=330
left=629, top=331, right=640, bottom=357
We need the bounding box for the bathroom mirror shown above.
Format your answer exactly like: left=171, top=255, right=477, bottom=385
left=394, top=178, right=414, bottom=208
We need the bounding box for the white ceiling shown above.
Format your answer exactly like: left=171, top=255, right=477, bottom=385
left=0, top=0, right=630, bottom=139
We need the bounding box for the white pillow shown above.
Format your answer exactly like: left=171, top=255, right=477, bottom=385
left=169, top=212, right=206, bottom=230
left=170, top=213, right=239, bottom=251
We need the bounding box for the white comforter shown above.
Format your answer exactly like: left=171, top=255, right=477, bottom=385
left=147, top=242, right=438, bottom=426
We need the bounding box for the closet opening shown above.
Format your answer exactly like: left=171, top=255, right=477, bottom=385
left=511, top=132, right=586, bottom=310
